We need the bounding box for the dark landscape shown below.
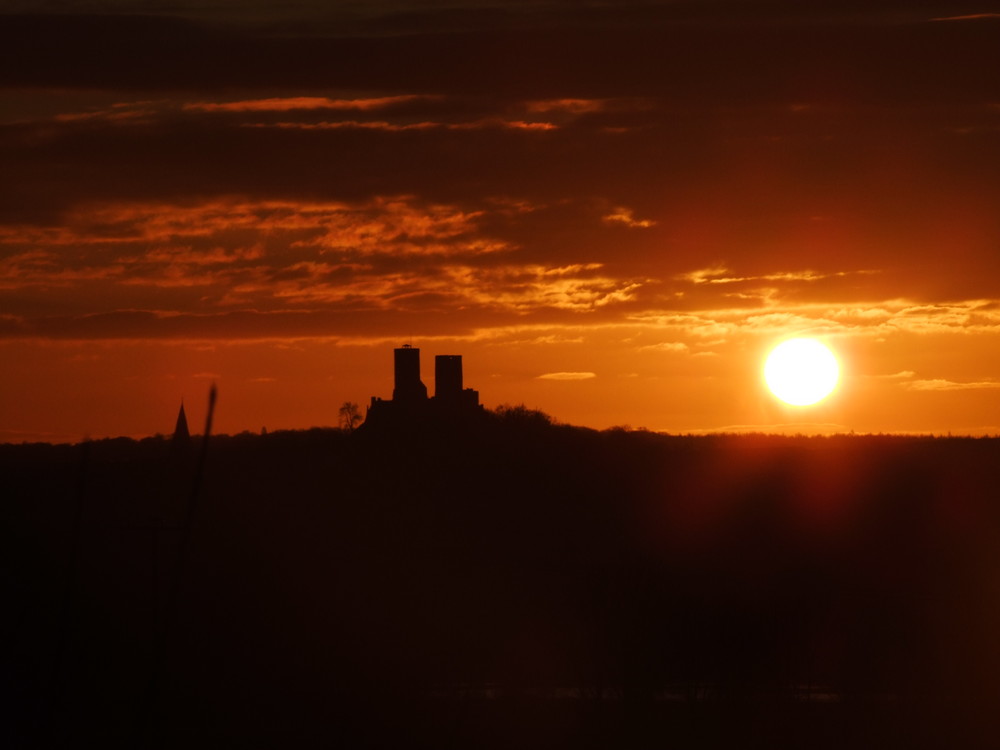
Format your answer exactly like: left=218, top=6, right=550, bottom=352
left=5, top=410, right=1000, bottom=748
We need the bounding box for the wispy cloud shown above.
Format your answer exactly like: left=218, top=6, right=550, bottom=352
left=638, top=342, right=689, bottom=353
left=0, top=195, right=648, bottom=339
left=903, top=379, right=1000, bottom=392
left=38, top=94, right=625, bottom=134
left=3, top=192, right=999, bottom=347
left=183, top=95, right=435, bottom=113
left=628, top=298, right=1000, bottom=343
left=870, top=370, right=916, bottom=380
left=523, top=99, right=608, bottom=114
left=676, top=265, right=873, bottom=285
left=930, top=13, right=1000, bottom=22
left=602, top=207, right=655, bottom=229
left=53, top=106, right=158, bottom=124
left=0, top=196, right=501, bottom=256
left=677, top=265, right=730, bottom=284
left=243, top=119, right=558, bottom=131
left=0, top=250, right=126, bottom=288
left=537, top=371, right=597, bottom=380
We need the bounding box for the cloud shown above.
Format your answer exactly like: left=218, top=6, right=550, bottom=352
left=53, top=106, right=158, bottom=124
left=0, top=196, right=504, bottom=259
left=602, top=207, right=655, bottom=229
left=243, top=119, right=558, bottom=132
left=0, top=194, right=650, bottom=340
left=183, top=95, right=435, bottom=113
left=35, top=94, right=632, bottom=137
left=930, top=13, right=1000, bottom=22
left=39, top=95, right=566, bottom=135
left=639, top=342, right=689, bottom=353
left=523, top=99, right=608, bottom=114
left=385, top=263, right=640, bottom=313
left=629, top=299, right=1000, bottom=341
left=903, top=379, right=1000, bottom=392
left=677, top=265, right=873, bottom=286
left=677, top=265, right=731, bottom=284
left=4, top=5, right=1000, bottom=141
left=871, top=370, right=916, bottom=380
left=537, top=372, right=597, bottom=381
left=0, top=250, right=126, bottom=288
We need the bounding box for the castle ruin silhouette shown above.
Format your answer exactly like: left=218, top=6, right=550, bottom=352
left=364, top=345, right=482, bottom=429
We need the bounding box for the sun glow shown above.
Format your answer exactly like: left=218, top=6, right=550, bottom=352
left=764, top=338, right=840, bottom=406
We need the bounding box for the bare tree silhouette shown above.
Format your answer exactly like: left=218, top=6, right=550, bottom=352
left=338, top=401, right=363, bottom=433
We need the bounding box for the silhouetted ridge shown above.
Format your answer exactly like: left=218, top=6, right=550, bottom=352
left=6, top=422, right=1000, bottom=748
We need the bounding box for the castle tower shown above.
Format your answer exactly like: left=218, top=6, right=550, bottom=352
left=392, top=345, right=428, bottom=404
left=434, top=355, right=463, bottom=401
left=363, top=345, right=484, bottom=432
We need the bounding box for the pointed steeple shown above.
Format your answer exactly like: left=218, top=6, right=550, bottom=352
left=173, top=401, right=191, bottom=444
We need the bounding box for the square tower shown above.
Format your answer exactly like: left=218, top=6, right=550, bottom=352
left=392, top=345, right=428, bottom=403
left=434, top=355, right=463, bottom=401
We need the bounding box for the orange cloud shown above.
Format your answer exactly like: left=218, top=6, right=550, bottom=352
left=523, top=99, right=609, bottom=114
left=638, top=342, right=689, bottom=353
left=903, top=379, right=1000, bottom=391
left=53, top=107, right=157, bottom=124
left=602, top=207, right=656, bottom=229
left=0, top=195, right=654, bottom=334
left=42, top=96, right=571, bottom=134
left=245, top=118, right=558, bottom=131
left=537, top=371, right=597, bottom=380
left=142, top=246, right=265, bottom=265
left=255, top=261, right=640, bottom=314
left=521, top=98, right=655, bottom=118
left=627, top=298, right=1000, bottom=346
left=0, top=197, right=500, bottom=256
left=677, top=265, right=874, bottom=285
left=444, top=264, right=641, bottom=312
left=0, top=250, right=126, bottom=288
left=182, top=95, right=435, bottom=113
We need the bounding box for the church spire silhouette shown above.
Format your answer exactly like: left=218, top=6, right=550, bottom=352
left=173, top=401, right=191, bottom=444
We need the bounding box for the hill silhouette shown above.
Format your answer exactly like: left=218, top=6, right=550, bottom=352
left=4, top=413, right=1000, bottom=748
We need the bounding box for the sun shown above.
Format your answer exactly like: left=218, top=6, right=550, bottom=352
left=764, top=338, right=840, bottom=406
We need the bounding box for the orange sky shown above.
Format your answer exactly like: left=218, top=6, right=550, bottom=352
left=1, top=2, right=999, bottom=442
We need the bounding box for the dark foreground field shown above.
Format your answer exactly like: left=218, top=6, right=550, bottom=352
left=4, top=412, right=1000, bottom=748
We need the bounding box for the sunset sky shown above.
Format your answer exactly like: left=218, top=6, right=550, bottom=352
left=2, top=1, right=999, bottom=442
